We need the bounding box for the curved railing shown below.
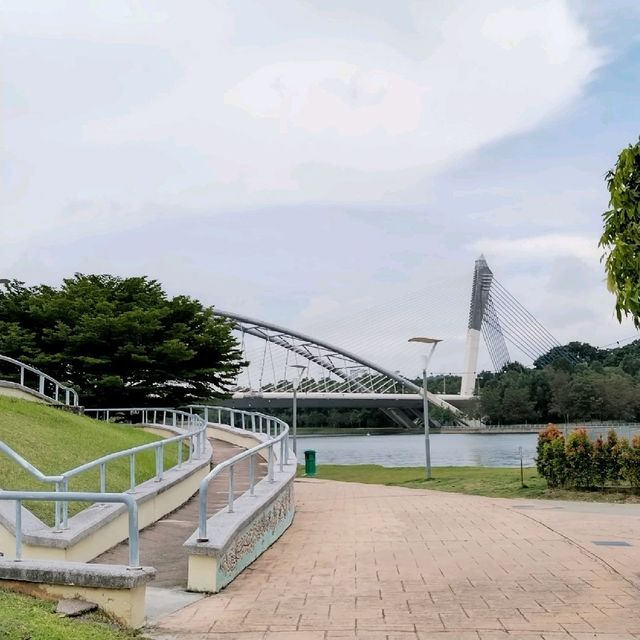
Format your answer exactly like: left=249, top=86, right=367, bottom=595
left=0, top=408, right=207, bottom=530
left=0, top=354, right=79, bottom=407
left=0, top=491, right=141, bottom=567
left=1, top=404, right=292, bottom=566
left=188, top=404, right=288, bottom=437
left=187, top=405, right=291, bottom=542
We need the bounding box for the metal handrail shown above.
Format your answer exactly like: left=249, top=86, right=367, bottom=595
left=188, top=405, right=291, bottom=542
left=187, top=404, right=287, bottom=437
left=0, top=441, right=63, bottom=484
left=0, top=354, right=79, bottom=407
left=0, top=408, right=207, bottom=530
left=0, top=491, right=140, bottom=567
left=0, top=404, right=293, bottom=565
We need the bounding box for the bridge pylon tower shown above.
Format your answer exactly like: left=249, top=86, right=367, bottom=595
left=460, top=255, right=510, bottom=396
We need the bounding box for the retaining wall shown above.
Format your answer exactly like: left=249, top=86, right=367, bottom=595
left=185, top=422, right=296, bottom=592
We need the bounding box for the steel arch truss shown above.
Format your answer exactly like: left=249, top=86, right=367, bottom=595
left=213, top=310, right=461, bottom=425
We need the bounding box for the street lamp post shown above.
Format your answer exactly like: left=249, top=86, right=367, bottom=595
left=409, top=337, right=443, bottom=480
left=290, top=364, right=306, bottom=458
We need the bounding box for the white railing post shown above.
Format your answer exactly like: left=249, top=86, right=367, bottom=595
left=268, top=445, right=274, bottom=483
left=54, top=482, right=62, bottom=531
left=249, top=454, right=256, bottom=496
left=15, top=500, right=22, bottom=561
left=155, top=447, right=163, bottom=481
left=62, top=479, right=69, bottom=529
left=228, top=466, right=235, bottom=513
left=129, top=454, right=136, bottom=493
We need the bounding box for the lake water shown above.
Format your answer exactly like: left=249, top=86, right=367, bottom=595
left=296, top=433, right=537, bottom=467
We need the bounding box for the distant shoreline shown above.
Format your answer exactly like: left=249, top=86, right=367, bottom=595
left=297, top=428, right=541, bottom=437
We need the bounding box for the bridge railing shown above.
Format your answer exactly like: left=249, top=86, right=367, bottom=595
left=0, top=408, right=207, bottom=530
left=0, top=354, right=79, bottom=407
left=186, top=404, right=291, bottom=542
left=0, top=490, right=140, bottom=568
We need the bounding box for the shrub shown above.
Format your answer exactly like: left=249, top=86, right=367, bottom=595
left=593, top=436, right=608, bottom=488
left=606, top=429, right=624, bottom=484
left=565, top=428, right=595, bottom=489
left=620, top=435, right=640, bottom=488
left=536, top=424, right=566, bottom=488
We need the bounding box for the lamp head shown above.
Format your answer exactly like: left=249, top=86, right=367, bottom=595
left=408, top=337, right=442, bottom=344
left=290, top=364, right=306, bottom=391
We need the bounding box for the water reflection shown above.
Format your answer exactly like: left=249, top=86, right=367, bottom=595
left=297, top=433, right=537, bottom=467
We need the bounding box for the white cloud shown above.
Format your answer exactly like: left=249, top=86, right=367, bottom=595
left=15, top=0, right=600, bottom=209
left=473, top=233, right=601, bottom=262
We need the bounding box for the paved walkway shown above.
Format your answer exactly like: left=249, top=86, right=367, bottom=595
left=94, top=438, right=266, bottom=588
left=150, top=480, right=640, bottom=639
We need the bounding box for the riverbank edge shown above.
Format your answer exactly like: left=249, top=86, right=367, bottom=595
left=297, top=428, right=542, bottom=437
left=301, top=464, right=640, bottom=504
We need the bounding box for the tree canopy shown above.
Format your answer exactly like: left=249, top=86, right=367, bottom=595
left=477, top=339, right=640, bottom=424
left=600, top=138, right=640, bottom=327
left=0, top=274, right=244, bottom=407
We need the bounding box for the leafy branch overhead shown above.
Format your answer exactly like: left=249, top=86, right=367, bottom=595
left=600, top=138, right=640, bottom=327
left=0, top=274, right=244, bottom=407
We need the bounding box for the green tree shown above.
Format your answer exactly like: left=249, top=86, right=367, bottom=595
left=0, top=275, right=243, bottom=407
left=600, top=138, right=640, bottom=327
left=478, top=379, right=504, bottom=423
left=534, top=342, right=601, bottom=369
left=549, top=369, right=572, bottom=422
left=566, top=372, right=598, bottom=420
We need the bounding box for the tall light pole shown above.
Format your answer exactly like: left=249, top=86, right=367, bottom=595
left=290, top=364, right=306, bottom=457
left=409, top=337, right=443, bottom=480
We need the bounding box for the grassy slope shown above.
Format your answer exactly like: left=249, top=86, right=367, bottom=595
left=308, top=465, right=640, bottom=503
left=0, top=588, right=137, bottom=640
left=0, top=396, right=184, bottom=523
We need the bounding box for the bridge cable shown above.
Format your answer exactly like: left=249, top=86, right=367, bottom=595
left=487, top=289, right=561, bottom=357
left=488, top=288, right=561, bottom=356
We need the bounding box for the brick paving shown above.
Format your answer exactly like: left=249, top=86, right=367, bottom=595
left=149, top=479, right=640, bottom=639
left=94, top=438, right=266, bottom=587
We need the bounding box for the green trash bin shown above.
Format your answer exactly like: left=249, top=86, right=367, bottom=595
left=304, top=450, right=316, bottom=476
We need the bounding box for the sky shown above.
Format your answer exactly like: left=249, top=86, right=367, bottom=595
left=2, top=0, right=640, bottom=378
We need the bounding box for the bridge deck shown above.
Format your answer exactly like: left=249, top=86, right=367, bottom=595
left=93, top=438, right=266, bottom=588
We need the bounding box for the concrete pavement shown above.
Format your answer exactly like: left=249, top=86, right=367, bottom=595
left=149, top=479, right=640, bottom=639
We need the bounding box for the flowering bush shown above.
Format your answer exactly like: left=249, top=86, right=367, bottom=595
left=565, top=429, right=595, bottom=488
left=536, top=424, right=567, bottom=488
left=620, top=435, right=640, bottom=488
left=537, top=427, right=633, bottom=491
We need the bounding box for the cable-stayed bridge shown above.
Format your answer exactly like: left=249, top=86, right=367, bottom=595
left=214, top=256, right=576, bottom=428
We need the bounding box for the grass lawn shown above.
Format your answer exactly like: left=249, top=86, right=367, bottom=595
left=0, top=396, right=186, bottom=524
left=0, top=588, right=137, bottom=640
left=304, top=464, right=640, bottom=503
